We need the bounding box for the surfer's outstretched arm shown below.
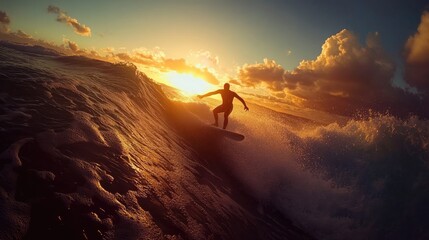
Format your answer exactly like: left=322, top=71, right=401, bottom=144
left=234, top=93, right=249, bottom=111
left=198, top=90, right=220, bottom=99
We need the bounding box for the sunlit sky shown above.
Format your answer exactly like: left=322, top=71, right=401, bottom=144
left=1, top=0, right=428, bottom=116
left=1, top=1, right=424, bottom=68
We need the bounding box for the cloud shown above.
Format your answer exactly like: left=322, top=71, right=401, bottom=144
left=66, top=39, right=79, bottom=52
left=47, top=5, right=91, bottom=36
left=12, top=30, right=32, bottom=39
left=189, top=50, right=220, bottom=68
left=0, top=11, right=32, bottom=41
left=404, top=11, right=429, bottom=92
left=0, top=10, right=10, bottom=25
left=163, top=58, right=219, bottom=85
left=0, top=27, right=89, bottom=58
left=0, top=10, right=10, bottom=32
left=228, top=79, right=242, bottom=86
left=238, top=59, right=286, bottom=91
left=113, top=50, right=220, bottom=85
left=284, top=30, right=395, bottom=104
left=0, top=30, right=67, bottom=55
left=114, top=51, right=160, bottom=68
left=63, top=41, right=100, bottom=57
left=133, top=47, right=165, bottom=62
left=237, top=29, right=427, bottom=116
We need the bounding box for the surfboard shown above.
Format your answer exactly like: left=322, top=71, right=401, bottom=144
left=205, top=124, right=245, bottom=141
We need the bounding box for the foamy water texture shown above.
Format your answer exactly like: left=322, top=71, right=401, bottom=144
left=188, top=88, right=429, bottom=239
left=1, top=41, right=428, bottom=240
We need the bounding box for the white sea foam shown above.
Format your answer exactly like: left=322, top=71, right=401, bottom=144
left=216, top=109, right=429, bottom=240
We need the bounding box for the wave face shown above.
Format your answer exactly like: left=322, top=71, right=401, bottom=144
left=0, top=42, right=313, bottom=240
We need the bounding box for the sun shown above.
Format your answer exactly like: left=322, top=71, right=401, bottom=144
left=165, top=71, right=215, bottom=96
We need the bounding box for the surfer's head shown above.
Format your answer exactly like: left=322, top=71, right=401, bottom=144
left=224, top=83, right=230, bottom=90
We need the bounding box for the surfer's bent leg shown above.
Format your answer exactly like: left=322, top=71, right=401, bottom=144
left=223, top=106, right=233, bottom=129
left=212, top=105, right=224, bottom=127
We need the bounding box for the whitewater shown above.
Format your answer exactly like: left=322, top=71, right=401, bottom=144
left=0, top=41, right=428, bottom=240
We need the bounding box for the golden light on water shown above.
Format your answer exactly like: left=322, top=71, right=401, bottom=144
left=165, top=71, right=215, bottom=96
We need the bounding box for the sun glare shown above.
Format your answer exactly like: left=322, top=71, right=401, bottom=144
left=165, top=71, right=215, bottom=96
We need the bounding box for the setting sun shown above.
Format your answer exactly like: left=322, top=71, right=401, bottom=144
left=165, top=71, right=215, bottom=96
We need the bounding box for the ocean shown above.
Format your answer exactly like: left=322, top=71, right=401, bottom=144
left=0, top=41, right=428, bottom=240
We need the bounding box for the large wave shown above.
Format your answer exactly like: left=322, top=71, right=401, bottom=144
left=1, top=41, right=428, bottom=240
left=0, top=41, right=313, bottom=240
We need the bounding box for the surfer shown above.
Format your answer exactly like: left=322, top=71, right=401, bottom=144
left=198, top=83, right=249, bottom=129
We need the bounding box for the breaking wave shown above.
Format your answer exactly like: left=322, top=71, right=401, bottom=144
left=1, top=41, right=428, bottom=240
left=0, top=41, right=312, bottom=240
left=213, top=109, right=429, bottom=240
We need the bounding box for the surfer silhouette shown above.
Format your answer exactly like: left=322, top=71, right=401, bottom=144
left=198, top=83, right=249, bottom=129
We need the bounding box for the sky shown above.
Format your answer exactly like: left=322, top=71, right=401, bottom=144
left=0, top=0, right=428, bottom=117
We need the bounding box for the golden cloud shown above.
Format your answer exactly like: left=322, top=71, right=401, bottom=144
left=236, top=29, right=427, bottom=116
left=238, top=59, right=286, bottom=91
left=404, top=11, right=429, bottom=92
left=113, top=51, right=220, bottom=85
left=163, top=58, right=219, bottom=85
left=285, top=30, right=395, bottom=102
left=66, top=40, right=79, bottom=52
left=189, top=50, right=220, bottom=68
left=47, top=5, right=91, bottom=36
